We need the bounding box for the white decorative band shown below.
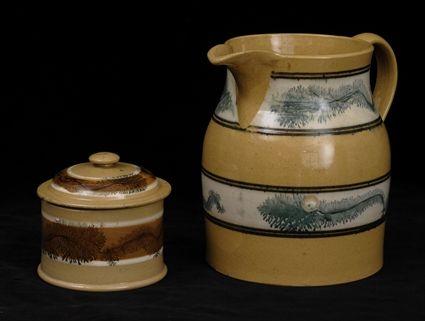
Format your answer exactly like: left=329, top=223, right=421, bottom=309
left=51, top=179, right=158, bottom=198
left=215, top=69, right=379, bottom=131
left=43, top=248, right=163, bottom=266
left=42, top=210, right=163, bottom=227
left=202, top=172, right=390, bottom=233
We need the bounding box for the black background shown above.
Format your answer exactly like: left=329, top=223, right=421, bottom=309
left=0, top=3, right=423, bottom=321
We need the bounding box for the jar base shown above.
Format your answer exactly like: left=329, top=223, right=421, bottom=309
left=37, top=264, right=167, bottom=292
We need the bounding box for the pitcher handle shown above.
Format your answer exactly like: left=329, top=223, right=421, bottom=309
left=353, top=33, right=398, bottom=121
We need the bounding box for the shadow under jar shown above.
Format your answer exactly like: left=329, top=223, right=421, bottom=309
left=37, top=152, right=171, bottom=291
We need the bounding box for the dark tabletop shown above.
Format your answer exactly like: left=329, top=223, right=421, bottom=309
left=0, top=181, right=423, bottom=321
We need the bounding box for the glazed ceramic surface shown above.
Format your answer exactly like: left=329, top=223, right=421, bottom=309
left=203, top=33, right=397, bottom=286
left=37, top=152, right=171, bottom=291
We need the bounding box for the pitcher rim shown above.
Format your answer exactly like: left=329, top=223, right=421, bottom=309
left=221, top=33, right=373, bottom=59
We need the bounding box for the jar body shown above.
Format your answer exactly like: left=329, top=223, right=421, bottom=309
left=38, top=200, right=166, bottom=291
left=202, top=67, right=391, bottom=285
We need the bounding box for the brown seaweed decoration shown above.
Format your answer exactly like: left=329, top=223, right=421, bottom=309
left=53, top=169, right=156, bottom=193
left=42, top=219, right=163, bottom=265
left=101, top=223, right=163, bottom=264
left=42, top=221, right=106, bottom=264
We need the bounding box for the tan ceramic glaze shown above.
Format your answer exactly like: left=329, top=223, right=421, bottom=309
left=37, top=152, right=171, bottom=291
left=203, top=34, right=397, bottom=286
left=205, top=220, right=385, bottom=286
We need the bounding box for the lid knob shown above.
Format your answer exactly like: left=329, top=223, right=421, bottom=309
left=89, top=152, right=120, bottom=167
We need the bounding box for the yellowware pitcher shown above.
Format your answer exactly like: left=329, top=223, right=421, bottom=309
left=202, top=33, right=397, bottom=286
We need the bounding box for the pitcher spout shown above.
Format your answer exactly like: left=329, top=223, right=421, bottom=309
left=207, top=43, right=275, bottom=128
left=207, top=43, right=278, bottom=66
left=207, top=44, right=236, bottom=65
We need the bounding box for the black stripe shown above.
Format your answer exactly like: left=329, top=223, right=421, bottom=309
left=271, top=65, right=371, bottom=79
left=212, top=114, right=382, bottom=136
left=213, top=114, right=239, bottom=126
left=248, top=118, right=382, bottom=135
left=272, top=64, right=370, bottom=75
left=205, top=211, right=386, bottom=238
left=212, top=114, right=243, bottom=131
left=201, top=167, right=390, bottom=193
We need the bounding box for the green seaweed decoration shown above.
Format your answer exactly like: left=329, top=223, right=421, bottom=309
left=257, top=189, right=386, bottom=232
left=204, top=190, right=225, bottom=214
left=270, top=79, right=375, bottom=128
left=216, top=88, right=234, bottom=115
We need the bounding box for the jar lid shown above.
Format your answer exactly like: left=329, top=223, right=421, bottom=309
left=37, top=152, right=171, bottom=209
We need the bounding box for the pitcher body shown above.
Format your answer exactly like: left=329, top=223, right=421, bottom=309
left=202, top=33, right=397, bottom=286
